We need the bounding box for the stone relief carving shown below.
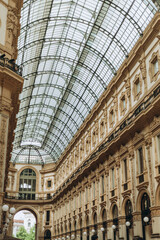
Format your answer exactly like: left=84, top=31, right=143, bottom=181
left=7, top=7, right=19, bottom=57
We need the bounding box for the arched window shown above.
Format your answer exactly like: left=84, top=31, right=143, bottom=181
left=93, top=212, right=97, bottom=235
left=141, top=193, right=151, bottom=240
left=86, top=216, right=89, bottom=240
left=102, top=209, right=107, bottom=240
left=44, top=230, right=51, bottom=240
left=80, top=218, right=82, bottom=240
left=69, top=222, right=71, bottom=239
left=112, top=205, right=118, bottom=220
left=125, top=200, right=132, bottom=220
left=112, top=205, right=118, bottom=240
left=74, top=221, right=77, bottom=239
left=125, top=200, right=133, bottom=240
left=19, top=168, right=36, bottom=200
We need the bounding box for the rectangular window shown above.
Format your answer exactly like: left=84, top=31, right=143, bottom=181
left=124, top=159, right=128, bottom=182
left=101, top=175, right=104, bottom=194
left=136, top=80, right=140, bottom=94
left=86, top=187, right=88, bottom=203
left=111, top=110, right=114, bottom=122
left=46, top=210, right=50, bottom=225
left=47, top=180, right=51, bottom=188
left=79, top=191, right=81, bottom=206
left=121, top=96, right=126, bottom=110
left=93, top=181, right=95, bottom=199
left=154, top=59, right=158, bottom=74
left=112, top=168, right=115, bottom=189
left=74, top=197, right=76, bottom=210
left=47, top=193, right=51, bottom=199
left=138, top=147, right=144, bottom=174
left=32, top=180, right=36, bottom=191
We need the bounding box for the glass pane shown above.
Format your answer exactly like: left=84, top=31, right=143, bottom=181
left=12, top=0, right=158, bottom=163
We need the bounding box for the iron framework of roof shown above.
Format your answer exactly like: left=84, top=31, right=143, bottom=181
left=12, top=0, right=159, bottom=163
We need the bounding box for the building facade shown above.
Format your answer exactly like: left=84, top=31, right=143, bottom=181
left=0, top=0, right=23, bottom=239
left=1, top=11, right=160, bottom=240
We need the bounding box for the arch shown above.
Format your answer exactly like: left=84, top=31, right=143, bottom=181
left=44, top=229, right=51, bottom=240
left=14, top=205, right=39, bottom=222
left=93, top=212, right=97, bottom=225
left=80, top=218, right=82, bottom=228
left=125, top=200, right=133, bottom=217
left=100, top=207, right=107, bottom=222
left=112, top=204, right=118, bottom=219
left=13, top=206, right=39, bottom=240
left=68, top=221, right=72, bottom=232
left=74, top=220, right=77, bottom=231
left=85, top=215, right=89, bottom=227
left=155, top=183, right=160, bottom=205
left=18, top=168, right=37, bottom=200
left=16, top=166, right=39, bottom=194
left=61, top=224, right=63, bottom=234
left=101, top=208, right=107, bottom=240
left=121, top=197, right=132, bottom=216
left=65, top=222, right=67, bottom=233
left=78, top=216, right=83, bottom=229
left=141, top=193, right=150, bottom=212
left=109, top=202, right=118, bottom=219
left=141, top=192, right=151, bottom=240
left=102, top=208, right=107, bottom=222
left=136, top=189, right=151, bottom=212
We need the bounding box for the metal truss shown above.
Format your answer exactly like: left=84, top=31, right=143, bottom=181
left=12, top=0, right=158, bottom=164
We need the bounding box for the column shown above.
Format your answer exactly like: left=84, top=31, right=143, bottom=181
left=119, top=217, right=126, bottom=240
left=150, top=207, right=160, bottom=239
left=133, top=212, right=143, bottom=240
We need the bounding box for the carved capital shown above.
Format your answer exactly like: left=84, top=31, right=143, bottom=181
left=145, top=137, right=152, bottom=149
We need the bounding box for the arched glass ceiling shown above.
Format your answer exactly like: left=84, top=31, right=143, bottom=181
left=12, top=147, right=52, bottom=165
left=13, top=0, right=158, bottom=163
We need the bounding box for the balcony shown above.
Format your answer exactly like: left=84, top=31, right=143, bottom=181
left=4, top=194, right=53, bottom=201
left=0, top=55, right=22, bottom=76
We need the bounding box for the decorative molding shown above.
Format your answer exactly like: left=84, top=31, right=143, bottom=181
left=133, top=132, right=144, bottom=146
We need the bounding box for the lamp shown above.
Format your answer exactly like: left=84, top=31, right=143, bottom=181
left=112, top=225, right=116, bottom=230
left=8, top=214, right=13, bottom=219
left=71, top=234, right=75, bottom=239
left=9, top=207, right=16, bottom=214
left=92, top=229, right=95, bottom=234
left=101, top=227, right=105, bottom=231
left=2, top=205, right=9, bottom=212
left=6, top=218, right=9, bottom=223
left=67, top=236, right=69, bottom=239
left=125, top=221, right=130, bottom=227
left=143, top=216, right=149, bottom=223
left=83, top=232, right=87, bottom=235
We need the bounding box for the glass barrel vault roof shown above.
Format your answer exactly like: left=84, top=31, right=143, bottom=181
left=13, top=0, right=158, bottom=163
